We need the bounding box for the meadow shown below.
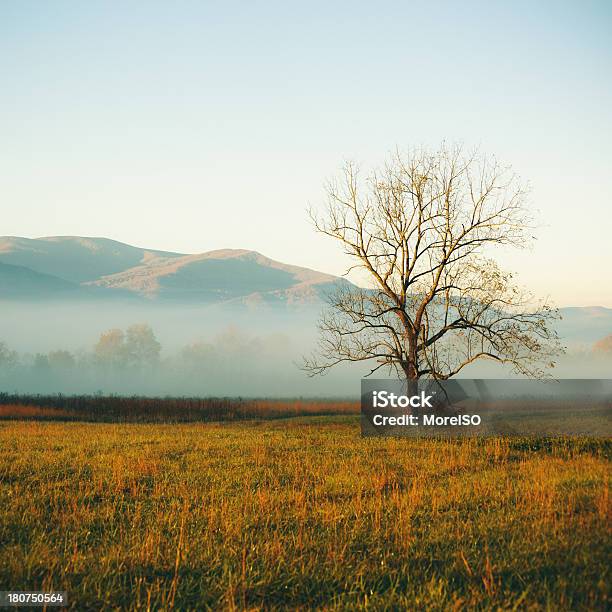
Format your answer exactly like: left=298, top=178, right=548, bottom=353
left=0, top=394, right=358, bottom=422
left=0, top=413, right=609, bottom=610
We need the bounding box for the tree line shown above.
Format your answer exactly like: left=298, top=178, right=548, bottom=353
left=0, top=324, right=293, bottom=374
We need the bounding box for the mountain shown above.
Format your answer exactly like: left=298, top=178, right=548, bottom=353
left=0, top=237, right=610, bottom=342
left=0, top=236, right=182, bottom=284
left=86, top=249, right=343, bottom=303
left=0, top=261, right=79, bottom=297
left=556, top=306, right=612, bottom=345
left=0, top=236, right=347, bottom=304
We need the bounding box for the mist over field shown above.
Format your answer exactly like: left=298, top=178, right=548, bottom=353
left=0, top=236, right=610, bottom=396
left=0, top=297, right=610, bottom=397
left=0, top=299, right=355, bottom=396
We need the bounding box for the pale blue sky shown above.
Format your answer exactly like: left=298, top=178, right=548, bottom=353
left=1, top=1, right=611, bottom=306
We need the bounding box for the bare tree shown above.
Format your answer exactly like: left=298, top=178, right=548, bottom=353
left=304, top=144, right=563, bottom=381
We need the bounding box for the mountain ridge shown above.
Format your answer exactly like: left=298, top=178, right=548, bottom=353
left=0, top=236, right=348, bottom=305
left=0, top=237, right=610, bottom=334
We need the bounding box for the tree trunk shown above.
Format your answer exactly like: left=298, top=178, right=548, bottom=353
left=401, top=361, right=420, bottom=416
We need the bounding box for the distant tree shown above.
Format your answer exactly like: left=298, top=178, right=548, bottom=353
left=214, top=326, right=251, bottom=356
left=181, top=340, right=215, bottom=366
left=304, top=144, right=563, bottom=382
left=33, top=353, right=50, bottom=370
left=124, top=324, right=161, bottom=369
left=0, top=341, right=18, bottom=369
left=94, top=328, right=127, bottom=368
left=48, top=350, right=76, bottom=369
left=93, top=325, right=161, bottom=371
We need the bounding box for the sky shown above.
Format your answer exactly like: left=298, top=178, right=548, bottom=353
left=1, top=0, right=611, bottom=307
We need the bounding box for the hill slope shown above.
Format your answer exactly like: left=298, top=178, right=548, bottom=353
left=0, top=237, right=347, bottom=304
left=556, top=306, right=612, bottom=344
left=0, top=237, right=610, bottom=336
left=0, top=236, right=181, bottom=284
left=0, top=262, right=80, bottom=298
left=86, top=249, right=345, bottom=303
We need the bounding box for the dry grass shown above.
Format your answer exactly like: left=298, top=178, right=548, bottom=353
left=0, top=417, right=609, bottom=610
left=0, top=404, right=76, bottom=419
left=0, top=394, right=358, bottom=422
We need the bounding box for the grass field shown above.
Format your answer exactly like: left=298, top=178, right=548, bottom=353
left=0, top=394, right=358, bottom=422
left=0, top=416, right=609, bottom=610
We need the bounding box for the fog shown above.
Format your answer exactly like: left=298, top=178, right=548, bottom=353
left=0, top=300, right=610, bottom=397
left=0, top=300, right=358, bottom=396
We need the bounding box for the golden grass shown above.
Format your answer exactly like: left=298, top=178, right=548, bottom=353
left=0, top=395, right=359, bottom=422
left=0, top=404, right=75, bottom=419
left=0, top=417, right=609, bottom=610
